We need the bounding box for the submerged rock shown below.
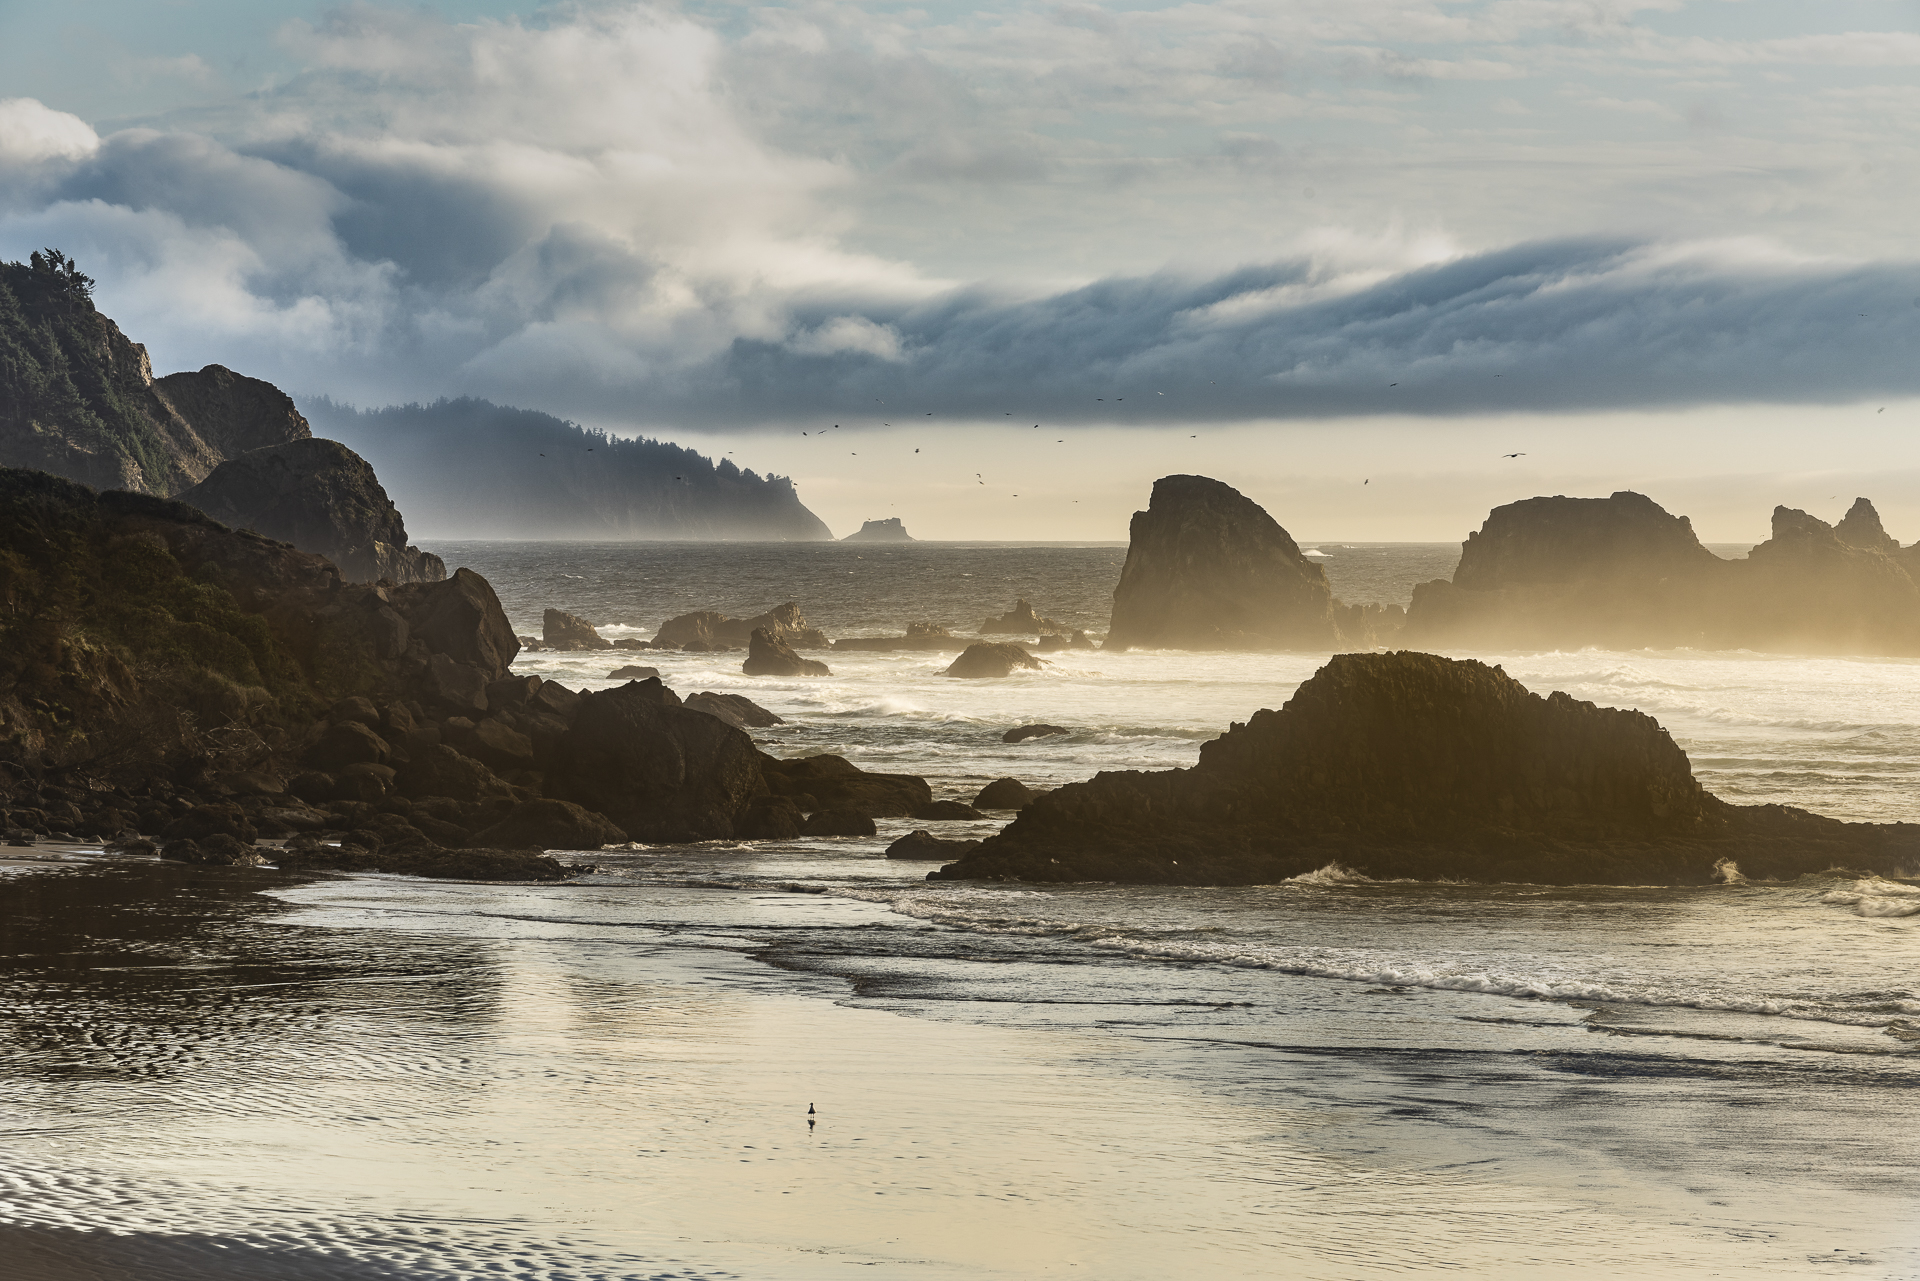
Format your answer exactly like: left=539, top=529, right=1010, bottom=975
left=887, top=829, right=983, bottom=860
left=1106, top=475, right=1338, bottom=651
left=1002, top=724, right=1069, bottom=743
left=743, top=628, right=831, bottom=677
left=945, top=643, right=1042, bottom=678
left=933, top=651, right=1920, bottom=886
left=176, top=438, right=444, bottom=584
left=842, top=518, right=913, bottom=542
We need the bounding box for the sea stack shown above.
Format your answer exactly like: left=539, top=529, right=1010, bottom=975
left=177, top=438, right=445, bottom=584
left=843, top=518, right=914, bottom=542
left=930, top=651, right=1920, bottom=886
left=1105, top=475, right=1337, bottom=651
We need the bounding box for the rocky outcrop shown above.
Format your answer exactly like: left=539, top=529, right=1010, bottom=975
left=176, top=439, right=444, bottom=585
left=932, top=651, right=1920, bottom=886
left=887, top=829, right=982, bottom=860
left=743, top=629, right=831, bottom=677
left=549, top=678, right=767, bottom=843
left=465, top=798, right=626, bottom=851
left=1106, top=475, right=1338, bottom=651
left=979, top=599, right=1061, bottom=634
left=1408, top=493, right=1920, bottom=655
left=684, top=692, right=784, bottom=729
left=1003, top=724, right=1069, bottom=743
left=544, top=609, right=612, bottom=651
left=0, top=252, right=310, bottom=495
left=973, top=778, right=1040, bottom=810
left=609, top=665, right=662, bottom=681
left=761, top=754, right=931, bottom=818
left=654, top=602, right=829, bottom=650
left=832, top=622, right=967, bottom=652
left=913, top=800, right=985, bottom=820
left=843, top=518, right=913, bottom=542
left=945, top=643, right=1042, bottom=678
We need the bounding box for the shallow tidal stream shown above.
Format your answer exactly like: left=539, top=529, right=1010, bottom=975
left=2, top=542, right=1918, bottom=1278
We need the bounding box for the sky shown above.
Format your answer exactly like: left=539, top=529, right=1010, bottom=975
left=1, top=0, right=1917, bottom=540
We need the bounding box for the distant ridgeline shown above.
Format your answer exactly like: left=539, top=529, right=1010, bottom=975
left=303, top=397, right=833, bottom=541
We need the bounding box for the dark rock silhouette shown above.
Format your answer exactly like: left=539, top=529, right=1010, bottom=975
left=685, top=692, right=784, bottom=729
left=932, top=651, right=1920, bottom=886
left=465, top=799, right=625, bottom=851
left=843, top=517, right=913, bottom=542
left=1409, top=492, right=1920, bottom=655
left=979, top=598, right=1061, bottom=634
left=609, top=665, right=662, bottom=680
left=655, top=602, right=829, bottom=649
left=744, top=628, right=831, bottom=676
left=945, top=643, right=1042, bottom=678
left=973, top=778, right=1040, bottom=810
left=177, top=438, right=444, bottom=584
left=545, top=608, right=613, bottom=651
left=912, top=800, right=985, bottom=821
left=761, top=754, right=931, bottom=817
left=154, top=365, right=314, bottom=467
left=832, top=622, right=967, bottom=652
left=736, top=795, right=804, bottom=839
left=1106, top=475, right=1338, bottom=651
left=1003, top=724, right=1069, bottom=743
left=801, top=809, right=877, bottom=836
left=887, top=829, right=983, bottom=860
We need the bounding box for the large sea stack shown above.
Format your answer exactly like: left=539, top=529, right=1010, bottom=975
left=176, top=439, right=445, bottom=584
left=1106, top=475, right=1338, bottom=651
left=931, top=651, right=1920, bottom=886
left=1407, top=492, right=1920, bottom=655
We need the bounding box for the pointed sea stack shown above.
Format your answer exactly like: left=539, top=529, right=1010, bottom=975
left=1105, top=475, right=1337, bottom=651
left=930, top=651, right=1920, bottom=886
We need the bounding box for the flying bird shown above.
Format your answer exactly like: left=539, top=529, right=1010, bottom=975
left=1503, top=452, right=1526, bottom=458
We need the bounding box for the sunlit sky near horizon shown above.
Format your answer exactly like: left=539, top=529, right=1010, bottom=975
left=2, top=0, right=1918, bottom=539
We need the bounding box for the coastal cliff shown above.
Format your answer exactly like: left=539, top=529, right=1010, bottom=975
left=931, top=651, right=1920, bottom=886
left=177, top=439, right=445, bottom=585
left=1106, top=475, right=1339, bottom=650
left=0, top=253, right=310, bottom=495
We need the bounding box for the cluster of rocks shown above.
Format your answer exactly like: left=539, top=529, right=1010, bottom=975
left=980, top=599, right=1061, bottom=634
left=930, top=651, right=1920, bottom=886
left=654, top=603, right=829, bottom=650
left=882, top=776, right=1044, bottom=860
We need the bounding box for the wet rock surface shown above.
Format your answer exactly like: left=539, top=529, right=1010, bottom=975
left=1002, top=724, right=1069, bottom=743
left=655, top=602, right=828, bottom=650
left=944, top=643, right=1042, bottom=678
left=684, top=692, right=785, bottom=729
left=743, top=629, right=831, bottom=677
left=544, top=608, right=613, bottom=651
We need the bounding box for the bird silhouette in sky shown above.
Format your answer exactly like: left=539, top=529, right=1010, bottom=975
left=1364, top=479, right=1369, bottom=485
left=1503, top=452, right=1526, bottom=458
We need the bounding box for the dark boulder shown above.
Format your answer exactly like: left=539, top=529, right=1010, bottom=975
left=162, top=832, right=265, bottom=866
left=744, top=628, right=831, bottom=677
left=1002, top=724, right=1069, bottom=743
left=531, top=681, right=582, bottom=720
left=460, top=719, right=536, bottom=772
left=334, top=762, right=396, bottom=802
left=735, top=796, right=804, bottom=840
left=655, top=602, right=829, bottom=649
left=466, top=799, right=625, bottom=851
left=163, top=802, right=257, bottom=844
left=544, top=608, right=613, bottom=651
left=550, top=678, right=768, bottom=842
left=176, top=438, right=444, bottom=585
left=1106, top=475, right=1338, bottom=651
left=395, top=744, right=515, bottom=804
left=801, top=809, right=877, bottom=837
left=685, top=691, right=785, bottom=729
left=421, top=652, right=490, bottom=715
left=391, top=568, right=519, bottom=679
left=761, top=753, right=930, bottom=818
left=934, top=650, right=1920, bottom=887
left=887, top=829, right=983, bottom=860
left=973, top=778, right=1038, bottom=810
left=305, top=720, right=392, bottom=770
left=609, top=665, right=662, bottom=680
left=945, top=643, right=1042, bottom=678
left=913, top=800, right=985, bottom=821
left=328, top=695, right=381, bottom=726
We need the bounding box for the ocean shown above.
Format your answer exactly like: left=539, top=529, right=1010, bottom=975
left=2, top=541, right=1916, bottom=1279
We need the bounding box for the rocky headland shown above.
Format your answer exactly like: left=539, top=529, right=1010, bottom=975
left=176, top=439, right=444, bottom=585
left=0, top=467, right=925, bottom=873
left=930, top=651, right=1920, bottom=886
left=843, top=518, right=913, bottom=542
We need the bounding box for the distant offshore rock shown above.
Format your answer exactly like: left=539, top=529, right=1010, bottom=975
left=843, top=517, right=914, bottom=542
left=1408, top=492, right=1920, bottom=655
left=1106, top=475, right=1340, bottom=651
left=979, top=599, right=1061, bottom=635
left=931, top=651, right=1920, bottom=887
left=544, top=608, right=613, bottom=651
left=945, top=643, right=1043, bottom=678
left=655, top=602, right=828, bottom=650
left=177, top=438, right=445, bottom=585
